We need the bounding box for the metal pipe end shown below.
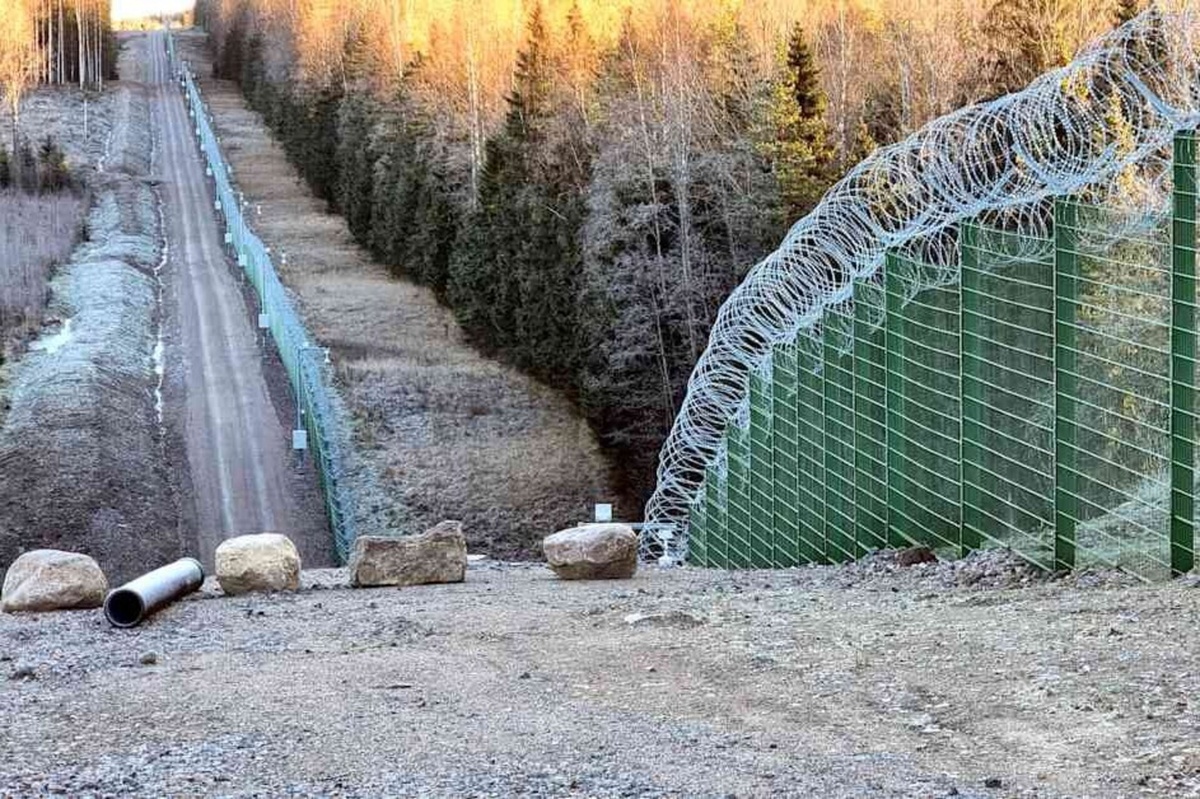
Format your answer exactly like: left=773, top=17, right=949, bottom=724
left=104, top=589, right=145, bottom=628
left=184, top=557, right=206, bottom=582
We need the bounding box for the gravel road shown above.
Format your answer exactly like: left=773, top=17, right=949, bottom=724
left=1, top=552, right=1197, bottom=798
left=141, top=32, right=330, bottom=568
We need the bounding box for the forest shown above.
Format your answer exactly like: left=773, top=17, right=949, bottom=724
left=0, top=0, right=115, bottom=150
left=188, top=0, right=1147, bottom=504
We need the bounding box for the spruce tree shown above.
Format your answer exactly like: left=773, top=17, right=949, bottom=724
left=1115, top=0, right=1141, bottom=25
left=449, top=3, right=587, bottom=383
left=37, top=137, right=69, bottom=192
left=335, top=94, right=376, bottom=241
left=761, top=24, right=835, bottom=223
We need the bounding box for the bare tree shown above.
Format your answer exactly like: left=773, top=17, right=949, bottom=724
left=0, top=0, right=39, bottom=150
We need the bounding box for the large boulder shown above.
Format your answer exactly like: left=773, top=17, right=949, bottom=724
left=2, top=550, right=108, bottom=613
left=349, top=521, right=467, bottom=588
left=215, top=533, right=301, bottom=595
left=543, top=524, right=638, bottom=580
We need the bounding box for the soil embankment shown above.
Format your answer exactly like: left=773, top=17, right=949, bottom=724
left=0, top=47, right=180, bottom=583
left=176, top=29, right=618, bottom=559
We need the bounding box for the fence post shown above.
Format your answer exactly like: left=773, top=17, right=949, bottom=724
left=1054, top=198, right=1078, bottom=572
left=884, top=254, right=909, bottom=548
left=854, top=278, right=888, bottom=555
left=771, top=342, right=801, bottom=567
left=1171, top=130, right=1197, bottom=576
left=960, top=223, right=984, bottom=556
left=748, top=369, right=775, bottom=566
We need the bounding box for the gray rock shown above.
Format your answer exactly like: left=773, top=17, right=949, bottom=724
left=543, top=524, right=637, bottom=580
left=349, top=521, right=467, bottom=588
left=215, top=534, right=301, bottom=596
left=1, top=550, right=108, bottom=613
left=623, top=611, right=705, bottom=628
left=896, top=547, right=938, bottom=567
left=8, top=663, right=35, bottom=680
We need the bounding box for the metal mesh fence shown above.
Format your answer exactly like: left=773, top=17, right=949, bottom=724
left=688, top=131, right=1197, bottom=582
left=167, top=34, right=357, bottom=560
left=648, top=9, right=1200, bottom=556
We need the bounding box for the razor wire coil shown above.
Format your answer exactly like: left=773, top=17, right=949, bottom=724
left=647, top=7, right=1200, bottom=567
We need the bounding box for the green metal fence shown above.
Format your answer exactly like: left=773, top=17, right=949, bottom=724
left=688, top=130, right=1198, bottom=581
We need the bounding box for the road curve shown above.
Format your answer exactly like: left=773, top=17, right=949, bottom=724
left=145, top=31, right=330, bottom=568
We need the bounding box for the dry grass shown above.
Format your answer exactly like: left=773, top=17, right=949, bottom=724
left=0, top=192, right=84, bottom=342
left=177, top=31, right=618, bottom=557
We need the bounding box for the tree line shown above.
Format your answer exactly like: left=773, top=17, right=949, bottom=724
left=197, top=0, right=1140, bottom=504
left=0, top=0, right=115, bottom=155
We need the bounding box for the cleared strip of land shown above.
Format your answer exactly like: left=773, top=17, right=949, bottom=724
left=145, top=31, right=330, bottom=567
left=175, top=29, right=617, bottom=557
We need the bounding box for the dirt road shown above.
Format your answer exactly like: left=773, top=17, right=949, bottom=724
left=144, top=32, right=330, bottom=567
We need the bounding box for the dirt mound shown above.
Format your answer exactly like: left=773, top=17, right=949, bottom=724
left=0, top=73, right=180, bottom=583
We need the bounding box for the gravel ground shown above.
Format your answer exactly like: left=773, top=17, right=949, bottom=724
left=2, top=550, right=1197, bottom=798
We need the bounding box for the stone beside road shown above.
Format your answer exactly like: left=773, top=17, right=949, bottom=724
left=215, top=533, right=301, bottom=595
left=1, top=550, right=108, bottom=613
left=543, top=524, right=638, bottom=580
left=349, top=521, right=467, bottom=588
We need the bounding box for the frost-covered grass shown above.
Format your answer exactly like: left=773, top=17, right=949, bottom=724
left=0, top=192, right=84, bottom=340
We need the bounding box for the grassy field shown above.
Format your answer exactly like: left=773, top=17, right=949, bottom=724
left=176, top=31, right=618, bottom=557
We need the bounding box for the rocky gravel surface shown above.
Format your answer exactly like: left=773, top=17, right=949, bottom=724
left=1, top=552, right=1198, bottom=797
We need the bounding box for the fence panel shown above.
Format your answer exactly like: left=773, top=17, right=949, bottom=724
left=854, top=278, right=888, bottom=556
left=703, top=464, right=727, bottom=566
left=749, top=370, right=775, bottom=566
left=961, top=224, right=1055, bottom=567
left=1173, top=131, right=1197, bottom=576
left=771, top=343, right=801, bottom=567
left=797, top=340, right=826, bottom=563
left=886, top=256, right=962, bottom=552
left=1060, top=198, right=1174, bottom=577
left=725, top=425, right=753, bottom=568
left=681, top=134, right=1199, bottom=581
left=823, top=305, right=857, bottom=563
